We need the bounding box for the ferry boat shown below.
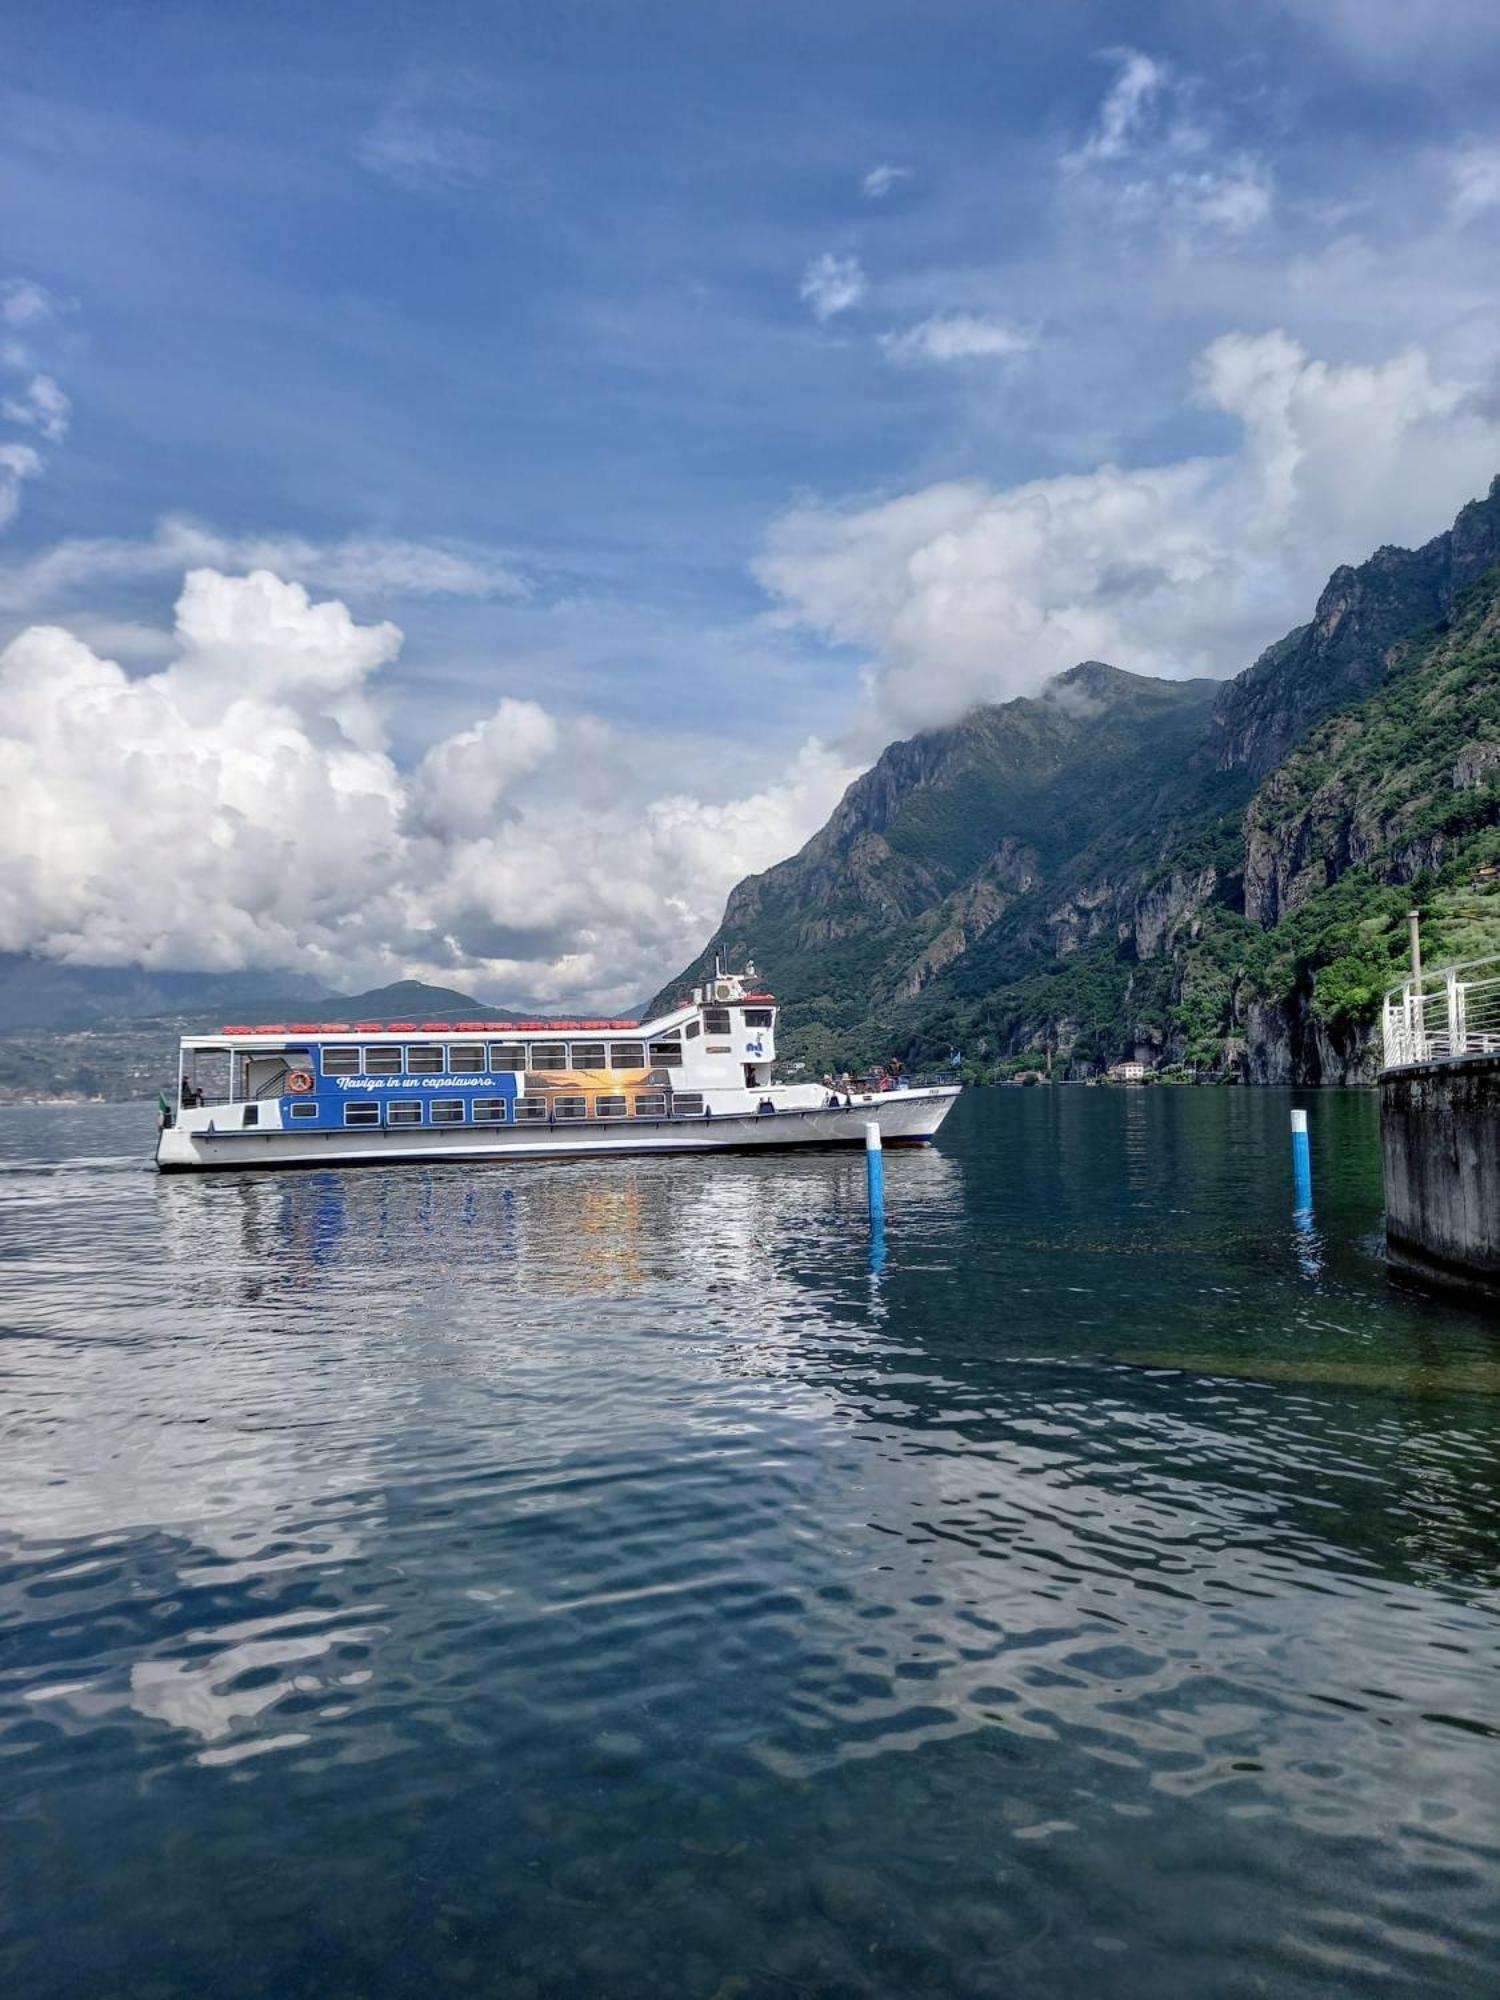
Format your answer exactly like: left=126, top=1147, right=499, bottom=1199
left=155, top=967, right=959, bottom=1173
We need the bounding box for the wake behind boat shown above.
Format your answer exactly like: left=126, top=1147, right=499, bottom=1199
left=154, top=966, right=958, bottom=1173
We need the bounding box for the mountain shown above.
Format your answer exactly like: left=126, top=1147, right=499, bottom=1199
left=0, top=955, right=327, bottom=1032
left=1214, top=567, right=1500, bottom=1080
left=0, top=961, right=521, bottom=1032
left=661, top=481, right=1500, bottom=1083
left=310, top=981, right=520, bottom=1022
left=1211, top=479, right=1500, bottom=778
left=653, top=662, right=1235, bottom=1060
left=0, top=977, right=528, bottom=1104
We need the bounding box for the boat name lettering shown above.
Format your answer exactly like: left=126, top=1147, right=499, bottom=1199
left=332, top=1074, right=500, bottom=1092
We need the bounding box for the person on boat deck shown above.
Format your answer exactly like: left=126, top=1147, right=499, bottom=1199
left=180, top=1078, right=203, bottom=1108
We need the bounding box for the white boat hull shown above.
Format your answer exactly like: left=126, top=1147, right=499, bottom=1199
left=155, top=1087, right=960, bottom=1174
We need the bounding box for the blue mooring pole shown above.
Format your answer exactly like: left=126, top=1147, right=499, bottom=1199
left=1291, top=1107, right=1313, bottom=1214
left=865, top=1119, right=886, bottom=1273
left=865, top=1119, right=886, bottom=1214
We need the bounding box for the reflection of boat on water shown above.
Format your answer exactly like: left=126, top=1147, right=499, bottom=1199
left=159, top=1139, right=964, bottom=1313
left=155, top=965, right=959, bottom=1174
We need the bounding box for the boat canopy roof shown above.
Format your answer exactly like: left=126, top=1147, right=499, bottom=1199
left=179, top=993, right=776, bottom=1051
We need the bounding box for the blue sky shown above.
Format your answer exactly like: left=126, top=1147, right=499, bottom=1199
left=5, top=0, right=1500, bottom=1002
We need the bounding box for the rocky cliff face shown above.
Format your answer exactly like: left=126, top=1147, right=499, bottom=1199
left=1210, top=478, right=1500, bottom=780
left=1241, top=992, right=1380, bottom=1088
left=666, top=482, right=1500, bottom=1083
left=1240, top=587, right=1500, bottom=934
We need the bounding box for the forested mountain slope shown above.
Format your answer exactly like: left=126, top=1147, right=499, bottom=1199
left=660, top=481, right=1500, bottom=1082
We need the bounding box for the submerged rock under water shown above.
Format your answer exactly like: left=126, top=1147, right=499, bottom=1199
left=1123, top=1353, right=1500, bottom=1395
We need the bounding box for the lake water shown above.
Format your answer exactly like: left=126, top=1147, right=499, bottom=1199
left=3, top=1090, right=1499, bottom=1998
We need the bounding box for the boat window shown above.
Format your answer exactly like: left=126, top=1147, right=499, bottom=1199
left=569, top=1041, right=606, bottom=1069
left=632, top=1092, right=667, bottom=1118
left=448, top=1044, right=485, bottom=1071
left=742, top=1009, right=773, bottom=1027
left=529, top=1044, right=568, bottom=1071
left=344, top=1102, right=381, bottom=1126
left=406, top=1044, right=445, bottom=1073
left=321, top=1046, right=360, bottom=1075
left=488, top=1043, right=525, bottom=1071
left=241, top=1105, right=259, bottom=1128
left=553, top=1095, right=587, bottom=1120
left=289, top=1103, right=319, bottom=1120
left=684, top=1020, right=701, bottom=1039
left=702, top=1008, right=731, bottom=1034
left=672, top=1092, right=704, bottom=1116
left=648, top=1041, right=683, bottom=1068
left=472, top=1098, right=508, bottom=1123
left=514, top=1096, right=548, bottom=1122
left=363, top=1046, right=402, bottom=1074
left=594, top=1094, right=627, bottom=1118
left=429, top=1099, right=465, bottom=1125
left=609, top=1042, right=645, bottom=1068
left=386, top=1101, right=423, bottom=1126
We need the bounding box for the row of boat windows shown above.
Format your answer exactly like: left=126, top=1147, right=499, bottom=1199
left=317, top=1040, right=684, bottom=1076
left=305, top=1013, right=774, bottom=1078
left=280, top=1092, right=708, bottom=1127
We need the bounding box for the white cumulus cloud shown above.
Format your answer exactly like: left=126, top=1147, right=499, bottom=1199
left=0, top=444, right=42, bottom=531
left=880, top=314, right=1032, bottom=364
left=800, top=253, right=868, bottom=323
left=0, top=568, right=856, bottom=1006
left=862, top=163, right=912, bottom=199
left=0, top=278, right=76, bottom=532
left=756, top=331, right=1500, bottom=735
left=0, top=516, right=526, bottom=615
left=1073, top=47, right=1167, bottom=164
left=1062, top=46, right=1273, bottom=239
left=2, top=372, right=71, bottom=442
left=0, top=279, right=58, bottom=328
left=1449, top=141, right=1500, bottom=225
left=408, top=697, right=560, bottom=839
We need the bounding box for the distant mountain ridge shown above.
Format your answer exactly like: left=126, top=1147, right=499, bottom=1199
left=660, top=479, right=1500, bottom=1082
left=0, top=956, right=328, bottom=1033
left=0, top=963, right=522, bottom=1033
left=301, top=981, right=523, bottom=1023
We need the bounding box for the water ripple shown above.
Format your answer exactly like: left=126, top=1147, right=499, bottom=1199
left=2, top=1095, right=1499, bottom=1996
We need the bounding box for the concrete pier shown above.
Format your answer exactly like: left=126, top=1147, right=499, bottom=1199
left=1380, top=1054, right=1500, bottom=1302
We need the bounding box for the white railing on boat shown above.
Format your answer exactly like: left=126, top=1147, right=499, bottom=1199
left=1380, top=953, right=1500, bottom=1071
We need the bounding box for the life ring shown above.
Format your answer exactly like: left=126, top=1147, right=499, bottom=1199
left=286, top=1069, right=315, bottom=1095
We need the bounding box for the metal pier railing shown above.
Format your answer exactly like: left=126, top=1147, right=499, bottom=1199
left=1380, top=953, right=1500, bottom=1071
